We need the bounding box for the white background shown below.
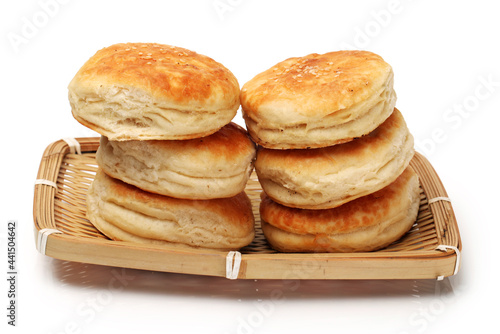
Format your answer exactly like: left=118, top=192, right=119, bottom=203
left=1, top=0, right=499, bottom=333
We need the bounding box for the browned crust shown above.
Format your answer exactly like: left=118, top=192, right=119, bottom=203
left=241, top=50, right=392, bottom=119
left=260, top=166, right=418, bottom=235
left=69, top=42, right=240, bottom=112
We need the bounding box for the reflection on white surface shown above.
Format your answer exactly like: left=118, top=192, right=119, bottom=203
left=50, top=259, right=456, bottom=301
left=37, top=258, right=465, bottom=334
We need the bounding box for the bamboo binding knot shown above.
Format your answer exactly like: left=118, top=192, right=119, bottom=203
left=36, top=228, right=63, bottom=255
left=63, top=137, right=82, bottom=154
left=34, top=179, right=58, bottom=192
left=226, top=251, right=242, bottom=280
left=428, top=196, right=451, bottom=204
left=435, top=244, right=461, bottom=280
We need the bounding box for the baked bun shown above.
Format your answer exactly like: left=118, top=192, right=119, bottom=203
left=86, top=169, right=255, bottom=250
left=68, top=42, right=240, bottom=141
left=241, top=50, right=395, bottom=149
left=255, top=108, right=414, bottom=209
left=260, top=166, right=420, bottom=253
left=96, top=122, right=256, bottom=199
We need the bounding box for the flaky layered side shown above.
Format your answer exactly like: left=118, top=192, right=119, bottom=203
left=241, top=50, right=396, bottom=149
left=256, top=108, right=414, bottom=209
left=68, top=43, right=240, bottom=140
left=96, top=123, right=256, bottom=199
left=260, top=166, right=420, bottom=253
left=86, top=170, right=255, bottom=250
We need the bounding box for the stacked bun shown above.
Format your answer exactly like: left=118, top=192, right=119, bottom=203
left=69, top=43, right=256, bottom=250
left=259, top=167, right=420, bottom=253
left=68, top=43, right=240, bottom=141
left=241, top=50, right=419, bottom=252
left=95, top=123, right=255, bottom=200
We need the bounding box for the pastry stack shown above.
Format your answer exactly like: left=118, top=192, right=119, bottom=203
left=68, top=43, right=256, bottom=251
left=240, top=50, right=420, bottom=253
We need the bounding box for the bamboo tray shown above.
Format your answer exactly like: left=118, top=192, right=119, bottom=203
left=33, top=137, right=461, bottom=280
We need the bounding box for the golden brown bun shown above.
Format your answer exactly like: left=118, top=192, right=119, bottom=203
left=255, top=108, right=414, bottom=209
left=86, top=169, right=255, bottom=250
left=68, top=42, right=240, bottom=141
left=241, top=50, right=395, bottom=149
left=96, top=123, right=256, bottom=199
left=260, top=166, right=420, bottom=253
